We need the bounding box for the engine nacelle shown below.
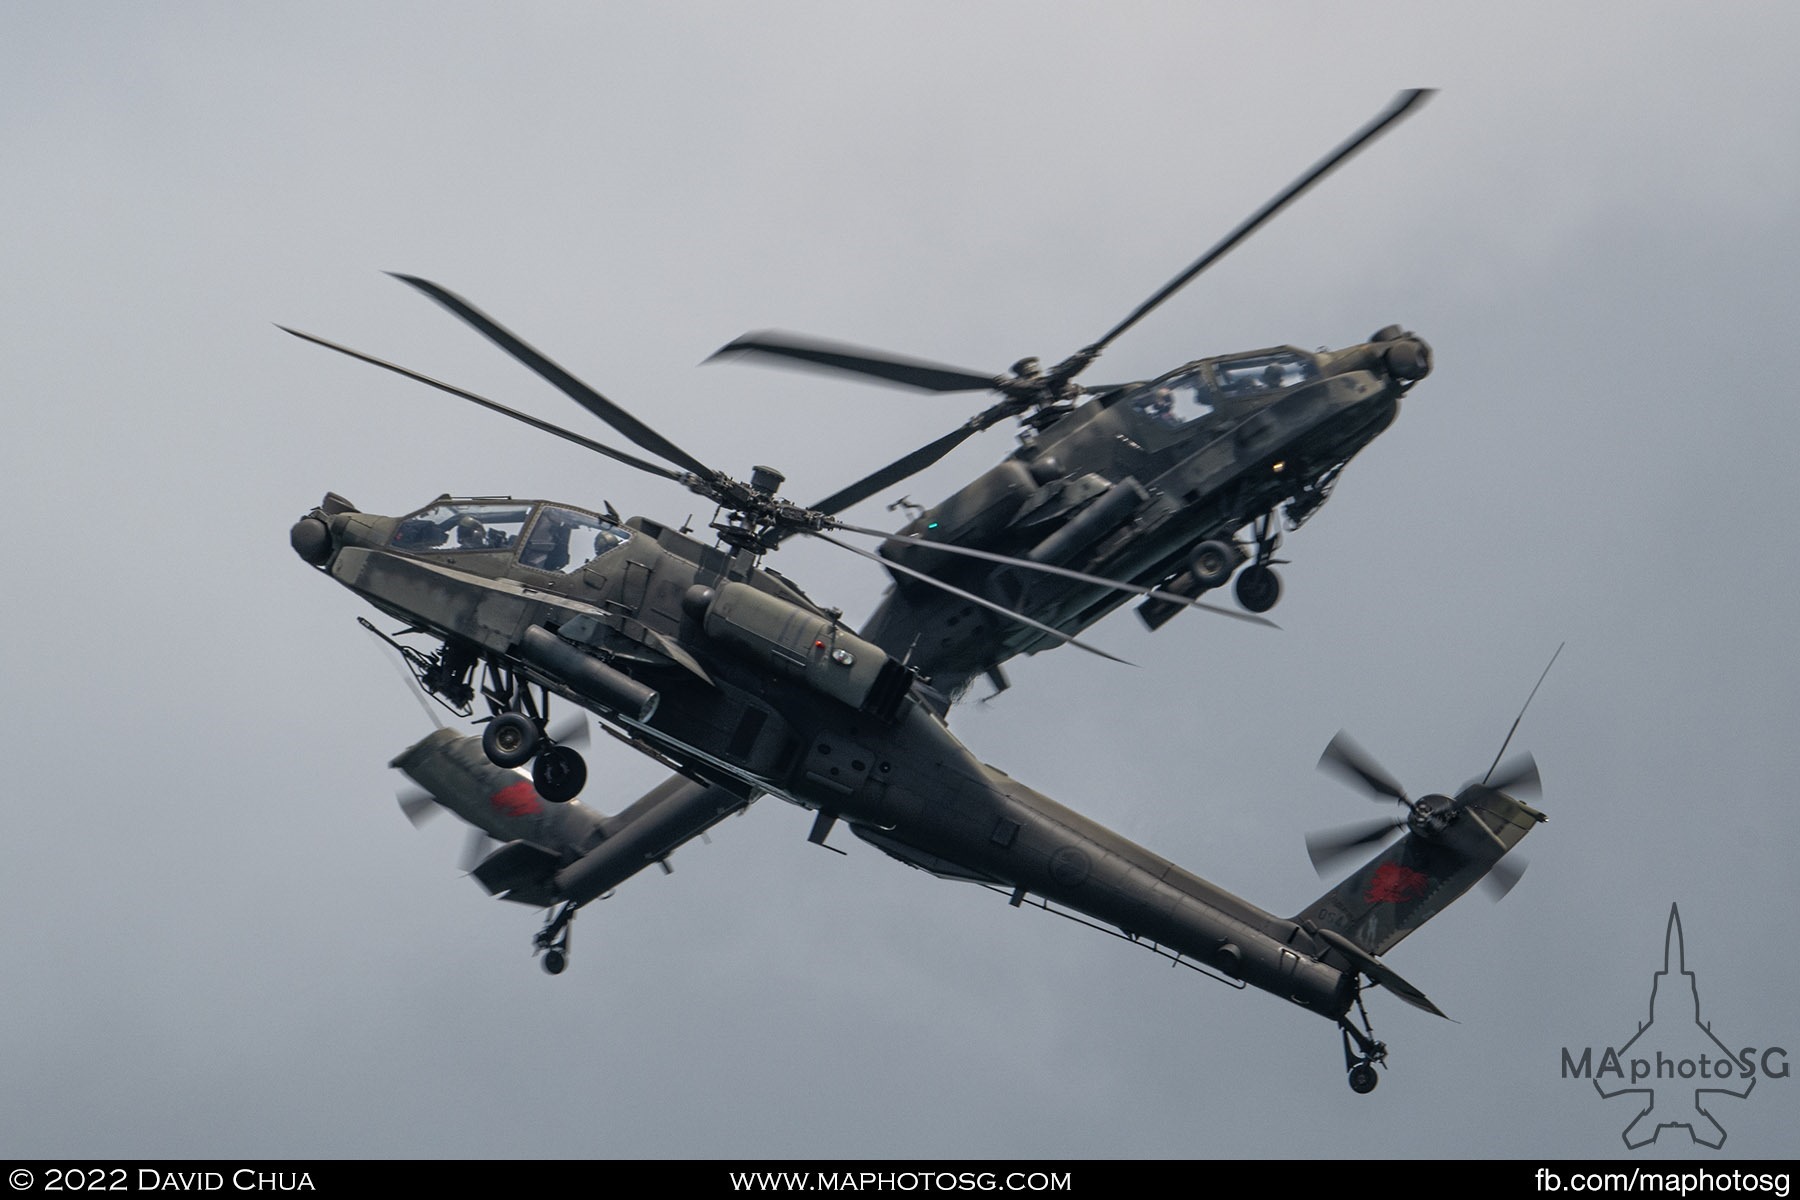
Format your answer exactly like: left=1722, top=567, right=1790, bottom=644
left=694, top=582, right=914, bottom=722
left=1022, top=476, right=1149, bottom=567
left=882, top=459, right=1038, bottom=577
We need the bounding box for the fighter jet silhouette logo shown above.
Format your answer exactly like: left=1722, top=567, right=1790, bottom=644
left=1595, top=904, right=1755, bottom=1149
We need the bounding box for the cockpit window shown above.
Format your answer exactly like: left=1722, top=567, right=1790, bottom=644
left=1130, top=368, right=1215, bottom=427
left=518, top=505, right=632, bottom=575
left=392, top=502, right=531, bottom=553
left=1213, top=350, right=1318, bottom=398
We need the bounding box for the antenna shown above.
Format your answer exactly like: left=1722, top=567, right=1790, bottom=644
left=1482, top=642, right=1563, bottom=786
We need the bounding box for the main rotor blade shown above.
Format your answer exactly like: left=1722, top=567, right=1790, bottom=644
left=831, top=522, right=1278, bottom=629
left=391, top=274, right=722, bottom=484
left=1082, top=89, right=1436, bottom=364
left=1317, top=730, right=1410, bottom=804
left=806, top=425, right=981, bottom=518
left=709, top=331, right=1005, bottom=394
left=1305, top=818, right=1405, bottom=874
left=807, top=531, right=1132, bottom=666
left=279, top=326, right=686, bottom=485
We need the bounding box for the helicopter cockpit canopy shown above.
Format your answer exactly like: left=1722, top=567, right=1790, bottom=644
left=1127, top=348, right=1322, bottom=429
left=1129, top=367, right=1216, bottom=428
left=1212, top=349, right=1318, bottom=398
left=390, top=500, right=631, bottom=575
left=519, top=504, right=631, bottom=575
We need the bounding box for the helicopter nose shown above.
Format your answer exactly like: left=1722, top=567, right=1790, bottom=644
left=290, top=514, right=333, bottom=565
left=1383, top=336, right=1431, bottom=382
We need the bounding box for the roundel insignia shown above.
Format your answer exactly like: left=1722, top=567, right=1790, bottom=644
left=490, top=779, right=543, bottom=818
left=1365, top=862, right=1430, bottom=904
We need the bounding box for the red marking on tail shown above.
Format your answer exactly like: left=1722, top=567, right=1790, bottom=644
left=490, top=779, right=542, bottom=818
left=1365, top=862, right=1430, bottom=904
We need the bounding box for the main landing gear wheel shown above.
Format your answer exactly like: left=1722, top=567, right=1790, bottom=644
left=483, top=712, right=540, bottom=768
left=542, top=949, right=568, bottom=975
left=1235, top=564, right=1282, bottom=613
left=1348, top=1062, right=1379, bottom=1094
left=1189, top=539, right=1238, bottom=589
left=533, top=744, right=588, bottom=803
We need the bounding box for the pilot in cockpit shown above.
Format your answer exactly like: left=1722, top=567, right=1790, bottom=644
left=521, top=517, right=571, bottom=572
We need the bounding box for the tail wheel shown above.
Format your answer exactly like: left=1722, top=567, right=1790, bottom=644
left=1338, top=1004, right=1387, bottom=1096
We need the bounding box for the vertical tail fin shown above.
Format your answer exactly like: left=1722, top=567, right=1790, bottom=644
left=389, top=728, right=608, bottom=904
left=1295, top=784, right=1544, bottom=957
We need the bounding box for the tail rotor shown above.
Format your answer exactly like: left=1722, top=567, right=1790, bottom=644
left=1305, top=728, right=1540, bottom=896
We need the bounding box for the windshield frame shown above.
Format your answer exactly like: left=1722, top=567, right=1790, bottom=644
left=389, top=500, right=534, bottom=555
left=514, top=503, right=633, bottom=577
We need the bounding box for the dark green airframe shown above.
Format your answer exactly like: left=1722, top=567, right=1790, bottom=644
left=713, top=90, right=1436, bottom=700
left=293, top=480, right=1542, bottom=1094
left=287, top=92, right=1546, bottom=1093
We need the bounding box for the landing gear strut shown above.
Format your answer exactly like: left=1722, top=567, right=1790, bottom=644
left=1235, top=511, right=1285, bottom=614
left=1338, top=989, right=1387, bottom=1094
left=534, top=901, right=579, bottom=975
left=479, top=659, right=589, bottom=801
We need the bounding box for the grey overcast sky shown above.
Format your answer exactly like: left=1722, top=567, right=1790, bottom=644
left=2, top=1, right=1795, bottom=1160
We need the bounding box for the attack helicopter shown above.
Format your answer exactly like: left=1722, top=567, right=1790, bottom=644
left=713, top=89, right=1436, bottom=701
left=285, top=265, right=1543, bottom=1093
